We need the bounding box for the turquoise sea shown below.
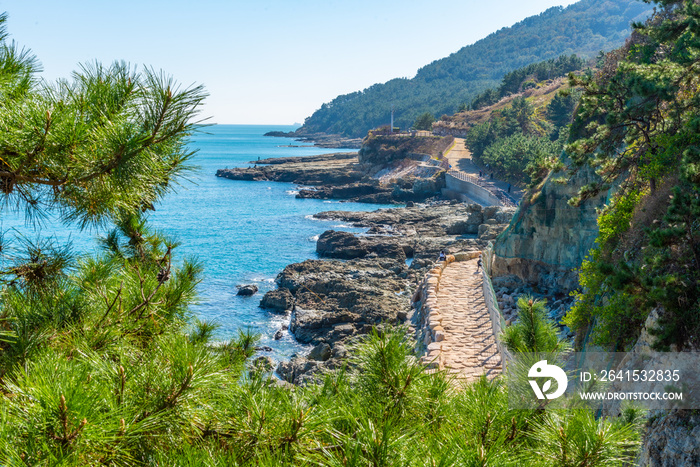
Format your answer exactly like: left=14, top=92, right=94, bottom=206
left=0, top=125, right=396, bottom=361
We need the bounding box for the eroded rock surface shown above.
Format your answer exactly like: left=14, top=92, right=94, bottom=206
left=492, top=165, right=607, bottom=293
left=260, top=288, right=294, bottom=313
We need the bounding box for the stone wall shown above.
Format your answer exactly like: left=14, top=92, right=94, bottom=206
left=443, top=172, right=502, bottom=206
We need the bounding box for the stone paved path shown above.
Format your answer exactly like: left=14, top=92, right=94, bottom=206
left=444, top=138, right=524, bottom=202
left=435, top=259, right=502, bottom=383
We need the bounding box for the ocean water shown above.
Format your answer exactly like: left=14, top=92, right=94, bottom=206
left=0, top=125, right=396, bottom=360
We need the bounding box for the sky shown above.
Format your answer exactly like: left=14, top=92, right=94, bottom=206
left=0, top=0, right=579, bottom=125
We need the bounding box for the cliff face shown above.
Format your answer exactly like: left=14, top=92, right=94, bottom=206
left=492, top=164, right=608, bottom=293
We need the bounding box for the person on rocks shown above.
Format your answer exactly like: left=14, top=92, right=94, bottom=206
left=476, top=254, right=483, bottom=273
left=439, top=250, right=446, bottom=262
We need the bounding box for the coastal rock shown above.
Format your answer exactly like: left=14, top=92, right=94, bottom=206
left=216, top=153, right=365, bottom=186
left=478, top=223, right=508, bottom=241
left=264, top=131, right=363, bottom=149
left=268, top=202, right=516, bottom=384
left=316, top=230, right=365, bottom=259
left=308, top=342, right=332, bottom=361
left=316, top=230, right=407, bottom=261
left=279, top=257, right=410, bottom=346
left=276, top=357, right=319, bottom=385
left=445, top=210, right=483, bottom=234
left=251, top=356, right=275, bottom=373
left=260, top=288, right=294, bottom=312
left=236, top=284, right=258, bottom=296
left=297, top=182, right=395, bottom=204
left=640, top=411, right=700, bottom=466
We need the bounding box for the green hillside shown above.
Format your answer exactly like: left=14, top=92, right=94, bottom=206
left=297, top=0, right=651, bottom=138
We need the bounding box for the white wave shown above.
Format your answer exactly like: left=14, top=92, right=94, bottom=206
left=308, top=235, right=320, bottom=242
left=286, top=190, right=299, bottom=195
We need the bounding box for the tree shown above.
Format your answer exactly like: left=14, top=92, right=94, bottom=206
left=502, top=295, right=569, bottom=353
left=546, top=89, right=580, bottom=128
left=0, top=60, right=207, bottom=227
left=413, top=111, right=435, bottom=131
left=0, top=13, right=219, bottom=463
left=564, top=0, right=700, bottom=350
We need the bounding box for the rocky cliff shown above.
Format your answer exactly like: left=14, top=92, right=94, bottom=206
left=492, top=164, right=608, bottom=293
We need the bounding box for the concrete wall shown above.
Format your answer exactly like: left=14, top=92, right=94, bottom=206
left=443, top=172, right=501, bottom=206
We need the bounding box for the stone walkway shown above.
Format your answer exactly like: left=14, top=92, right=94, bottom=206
left=444, top=138, right=524, bottom=202
left=434, top=259, right=502, bottom=383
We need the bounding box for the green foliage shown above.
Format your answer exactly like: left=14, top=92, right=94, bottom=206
left=564, top=191, right=648, bottom=350
left=481, top=132, right=564, bottom=186
left=503, top=295, right=570, bottom=353
left=523, top=409, right=641, bottom=466
left=413, top=111, right=435, bottom=131
left=465, top=95, right=568, bottom=186
left=297, top=0, right=650, bottom=137
left=643, top=178, right=700, bottom=349
left=0, top=62, right=207, bottom=228
left=471, top=54, right=587, bottom=109
left=564, top=1, right=700, bottom=350
left=546, top=88, right=582, bottom=128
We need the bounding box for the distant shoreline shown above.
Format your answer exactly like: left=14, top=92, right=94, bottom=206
left=263, top=130, right=363, bottom=149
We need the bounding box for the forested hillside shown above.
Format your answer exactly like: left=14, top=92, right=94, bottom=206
left=297, top=0, right=651, bottom=138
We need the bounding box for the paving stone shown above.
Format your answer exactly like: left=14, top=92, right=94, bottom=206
left=427, top=258, right=502, bottom=385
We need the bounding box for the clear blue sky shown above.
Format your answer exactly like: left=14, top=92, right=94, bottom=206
left=0, top=0, right=579, bottom=125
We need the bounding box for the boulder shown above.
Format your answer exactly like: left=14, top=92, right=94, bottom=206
left=316, top=230, right=406, bottom=260
left=308, top=342, right=332, bottom=361
left=260, top=288, right=294, bottom=312
left=483, top=206, right=499, bottom=220
left=251, top=356, right=275, bottom=373
left=316, top=230, right=367, bottom=259
left=236, top=284, right=258, bottom=296
left=276, top=357, right=319, bottom=385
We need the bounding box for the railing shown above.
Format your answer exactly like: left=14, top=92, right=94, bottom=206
left=448, top=169, right=482, bottom=185
left=447, top=169, right=518, bottom=208
left=481, top=242, right=513, bottom=370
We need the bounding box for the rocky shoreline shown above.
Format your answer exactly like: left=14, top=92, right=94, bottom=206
left=215, top=153, right=447, bottom=204
left=259, top=202, right=516, bottom=384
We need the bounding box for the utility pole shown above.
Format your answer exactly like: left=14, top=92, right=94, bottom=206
left=390, top=105, right=394, bottom=133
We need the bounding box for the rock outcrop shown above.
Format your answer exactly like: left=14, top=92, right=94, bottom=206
left=280, top=257, right=410, bottom=346
left=263, top=131, right=363, bottom=149
left=640, top=411, right=700, bottom=466
left=236, top=284, right=258, bottom=296
left=260, top=288, right=294, bottom=312
left=316, top=230, right=407, bottom=260
left=216, top=153, right=364, bottom=186
left=492, top=165, right=608, bottom=293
